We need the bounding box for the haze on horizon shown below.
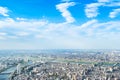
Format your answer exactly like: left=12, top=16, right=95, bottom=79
left=0, top=0, right=120, bottom=49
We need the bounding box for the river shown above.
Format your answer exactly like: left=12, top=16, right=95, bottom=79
left=0, top=67, right=16, bottom=80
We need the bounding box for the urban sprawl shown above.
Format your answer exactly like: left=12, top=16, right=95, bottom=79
left=0, top=50, right=120, bottom=80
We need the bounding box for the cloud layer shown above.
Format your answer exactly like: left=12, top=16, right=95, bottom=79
left=0, top=17, right=120, bottom=49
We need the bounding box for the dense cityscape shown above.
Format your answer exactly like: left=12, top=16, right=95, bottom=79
left=0, top=50, right=120, bottom=80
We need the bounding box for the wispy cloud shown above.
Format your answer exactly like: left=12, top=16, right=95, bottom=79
left=16, top=17, right=27, bottom=21
left=56, top=2, right=76, bottom=23
left=109, top=8, right=120, bottom=18
left=0, top=6, right=9, bottom=17
left=61, top=0, right=72, bottom=2
left=98, top=0, right=109, bottom=3
left=97, top=0, right=120, bottom=3
left=102, top=1, right=120, bottom=7
left=85, top=3, right=104, bottom=18
left=79, top=19, right=98, bottom=29
left=85, top=0, right=120, bottom=18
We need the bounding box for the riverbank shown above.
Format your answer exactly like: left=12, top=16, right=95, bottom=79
left=0, top=65, right=16, bottom=73
left=0, top=66, right=17, bottom=80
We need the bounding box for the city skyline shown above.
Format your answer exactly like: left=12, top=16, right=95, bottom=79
left=0, top=0, right=120, bottom=49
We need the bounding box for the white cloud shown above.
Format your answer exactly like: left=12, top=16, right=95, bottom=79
left=109, top=8, right=120, bottom=18
left=0, top=6, right=9, bottom=17
left=56, top=2, right=76, bottom=23
left=85, top=3, right=104, bottom=18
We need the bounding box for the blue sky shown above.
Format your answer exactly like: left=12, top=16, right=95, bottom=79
left=0, top=0, right=120, bottom=49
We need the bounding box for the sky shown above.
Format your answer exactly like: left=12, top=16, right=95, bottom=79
left=0, top=0, right=120, bottom=49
